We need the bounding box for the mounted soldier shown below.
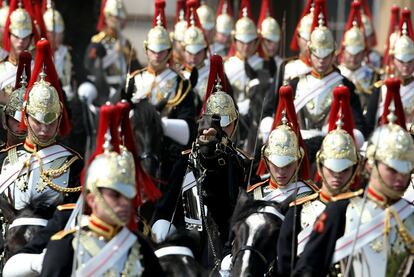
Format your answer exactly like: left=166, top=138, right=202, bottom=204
left=290, top=0, right=366, bottom=140
left=181, top=0, right=210, bottom=115
left=126, top=0, right=195, bottom=185
left=39, top=103, right=164, bottom=277
left=1, top=50, right=31, bottom=149
left=338, top=1, right=380, bottom=113
left=152, top=55, right=246, bottom=272
left=211, top=0, right=233, bottom=58
left=43, top=0, right=74, bottom=101
left=295, top=77, right=414, bottom=277
left=85, top=0, right=140, bottom=102
left=251, top=84, right=316, bottom=208
left=0, top=0, right=35, bottom=106
left=0, top=39, right=82, bottom=212
left=277, top=85, right=362, bottom=277
left=170, top=0, right=187, bottom=70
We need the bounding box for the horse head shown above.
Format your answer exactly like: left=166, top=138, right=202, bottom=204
left=230, top=191, right=283, bottom=277
left=154, top=230, right=206, bottom=277
left=0, top=196, right=53, bottom=260
left=130, top=99, right=164, bottom=179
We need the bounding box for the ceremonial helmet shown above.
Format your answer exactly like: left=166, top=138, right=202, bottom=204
left=393, top=8, right=414, bottom=63
left=0, top=2, right=9, bottom=30
left=203, top=55, right=238, bottom=129
left=215, top=0, right=234, bottom=35
left=360, top=0, right=377, bottom=46
left=86, top=102, right=160, bottom=226
left=183, top=1, right=207, bottom=55
left=197, top=0, right=215, bottom=31
left=341, top=2, right=365, bottom=56
left=290, top=0, right=314, bottom=51
left=258, top=0, right=281, bottom=43
left=258, top=84, right=311, bottom=181
left=8, top=0, right=33, bottom=39
left=383, top=5, right=400, bottom=72
left=103, top=0, right=126, bottom=19
left=233, top=0, right=257, bottom=43
left=316, top=85, right=359, bottom=192
left=144, top=0, right=171, bottom=53
left=171, top=0, right=187, bottom=42
left=308, top=0, right=335, bottom=59
left=3, top=51, right=31, bottom=138
left=22, top=39, right=71, bottom=144
left=43, top=2, right=65, bottom=33
left=367, top=78, right=414, bottom=174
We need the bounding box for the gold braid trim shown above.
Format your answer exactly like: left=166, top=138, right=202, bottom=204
left=36, top=154, right=81, bottom=193
left=385, top=206, right=414, bottom=254
left=166, top=79, right=191, bottom=108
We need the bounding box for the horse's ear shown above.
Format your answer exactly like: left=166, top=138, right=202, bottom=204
left=234, top=189, right=250, bottom=212
left=264, top=58, right=277, bottom=78
left=190, top=67, right=199, bottom=88
left=155, top=98, right=168, bottom=113
left=244, top=60, right=257, bottom=80
left=0, top=197, right=17, bottom=223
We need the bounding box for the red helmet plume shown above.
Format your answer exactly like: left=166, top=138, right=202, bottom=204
left=290, top=0, right=314, bottom=52
left=201, top=54, right=227, bottom=114
left=380, top=78, right=406, bottom=129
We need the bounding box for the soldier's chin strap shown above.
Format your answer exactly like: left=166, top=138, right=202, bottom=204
left=371, top=162, right=407, bottom=202
left=26, top=116, right=61, bottom=148
left=316, top=162, right=358, bottom=196
left=90, top=185, right=127, bottom=227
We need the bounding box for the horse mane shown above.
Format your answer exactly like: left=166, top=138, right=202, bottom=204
left=230, top=192, right=281, bottom=227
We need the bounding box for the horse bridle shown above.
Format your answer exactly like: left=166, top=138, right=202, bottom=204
left=230, top=208, right=283, bottom=276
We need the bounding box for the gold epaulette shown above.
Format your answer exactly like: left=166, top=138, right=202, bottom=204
left=246, top=179, right=268, bottom=193
left=331, top=189, right=364, bottom=202
left=289, top=192, right=319, bottom=207
left=128, top=67, right=146, bottom=79
left=0, top=142, right=18, bottom=153
left=236, top=148, right=254, bottom=161
left=91, top=31, right=106, bottom=43
left=51, top=228, right=77, bottom=240
left=181, top=149, right=191, bottom=155
left=57, top=203, right=76, bottom=211
left=374, top=80, right=384, bottom=89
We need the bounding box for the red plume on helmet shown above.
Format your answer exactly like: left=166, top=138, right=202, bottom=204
left=398, top=8, right=414, bottom=41
left=96, top=0, right=108, bottom=31
left=360, top=0, right=377, bottom=46
left=201, top=54, right=227, bottom=114
left=20, top=39, right=71, bottom=136
left=310, top=0, right=328, bottom=33
left=290, top=0, right=313, bottom=52
left=256, top=84, right=311, bottom=180
left=32, top=0, right=47, bottom=37
left=153, top=0, right=167, bottom=29
left=239, top=0, right=253, bottom=20
left=3, top=0, right=39, bottom=51
left=14, top=51, right=32, bottom=90
left=175, top=0, right=186, bottom=24
left=328, top=85, right=355, bottom=139
left=216, top=0, right=233, bottom=17
left=257, top=0, right=273, bottom=59
left=338, top=1, right=366, bottom=63
left=380, top=78, right=406, bottom=129
left=116, top=101, right=161, bottom=230
left=383, top=5, right=400, bottom=70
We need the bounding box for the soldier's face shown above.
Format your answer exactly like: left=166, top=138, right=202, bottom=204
left=262, top=38, right=280, bottom=57
left=147, top=49, right=169, bottom=70
left=268, top=160, right=298, bottom=186
left=394, top=58, right=414, bottom=78
left=235, top=39, right=257, bottom=58
left=370, top=162, right=411, bottom=194
left=184, top=49, right=206, bottom=68
left=105, top=15, right=125, bottom=30
left=342, top=50, right=365, bottom=70
left=321, top=165, right=353, bottom=194
left=215, top=32, right=231, bottom=46
left=10, top=34, right=31, bottom=56
left=27, top=116, right=59, bottom=143
left=310, top=52, right=334, bottom=74
left=87, top=188, right=132, bottom=225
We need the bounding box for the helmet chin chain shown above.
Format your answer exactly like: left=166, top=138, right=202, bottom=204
left=90, top=185, right=127, bottom=227
left=26, top=116, right=61, bottom=148
left=264, top=152, right=303, bottom=188
left=371, top=162, right=406, bottom=201
left=317, top=162, right=358, bottom=196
